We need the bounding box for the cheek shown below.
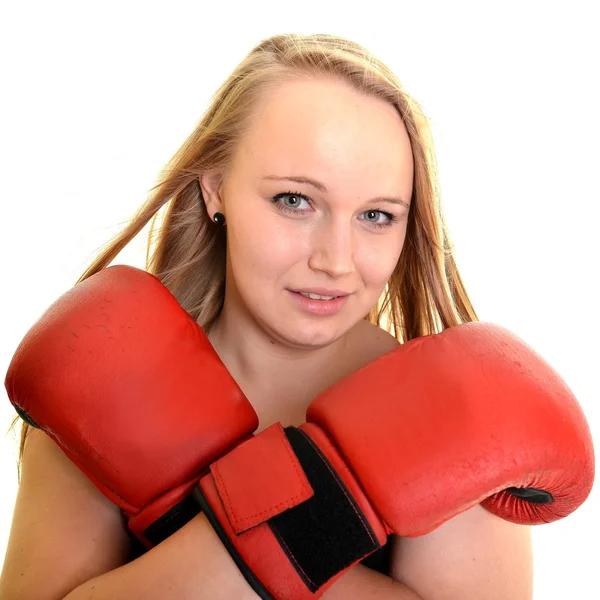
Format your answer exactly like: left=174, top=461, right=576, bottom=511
left=358, top=231, right=406, bottom=287
left=228, top=216, right=306, bottom=285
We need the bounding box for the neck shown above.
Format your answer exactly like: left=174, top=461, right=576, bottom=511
left=206, top=302, right=349, bottom=413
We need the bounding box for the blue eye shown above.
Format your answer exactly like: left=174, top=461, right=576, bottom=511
left=271, top=191, right=310, bottom=211
left=363, top=210, right=396, bottom=227
left=270, top=190, right=398, bottom=229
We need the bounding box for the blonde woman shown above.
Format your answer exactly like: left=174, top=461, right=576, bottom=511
left=1, top=34, right=593, bottom=600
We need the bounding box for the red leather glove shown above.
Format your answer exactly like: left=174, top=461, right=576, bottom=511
left=195, top=321, right=595, bottom=600
left=4, top=265, right=258, bottom=548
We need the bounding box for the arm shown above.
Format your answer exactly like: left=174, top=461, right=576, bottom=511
left=63, top=513, right=259, bottom=600
left=0, top=428, right=130, bottom=600
left=0, top=428, right=259, bottom=600
left=388, top=505, right=533, bottom=600
left=318, top=505, right=533, bottom=600
left=66, top=529, right=424, bottom=600
left=321, top=565, right=423, bottom=600
left=1, top=429, right=416, bottom=600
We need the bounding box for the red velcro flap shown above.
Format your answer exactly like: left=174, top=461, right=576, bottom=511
left=209, top=423, right=314, bottom=534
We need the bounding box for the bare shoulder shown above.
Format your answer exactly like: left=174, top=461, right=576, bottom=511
left=345, top=319, right=400, bottom=368
left=277, top=320, right=400, bottom=415
left=0, top=427, right=131, bottom=599
left=389, top=504, right=533, bottom=599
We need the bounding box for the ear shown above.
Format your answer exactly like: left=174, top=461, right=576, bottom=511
left=198, top=170, right=225, bottom=219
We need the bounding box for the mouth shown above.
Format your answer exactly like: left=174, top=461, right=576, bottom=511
left=286, top=289, right=351, bottom=316
left=289, top=289, right=350, bottom=301
left=294, top=292, right=341, bottom=301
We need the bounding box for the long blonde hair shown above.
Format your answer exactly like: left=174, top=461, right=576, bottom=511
left=12, top=33, right=477, bottom=470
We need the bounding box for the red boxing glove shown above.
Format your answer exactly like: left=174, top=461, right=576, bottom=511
left=4, top=265, right=258, bottom=548
left=195, top=322, right=595, bottom=600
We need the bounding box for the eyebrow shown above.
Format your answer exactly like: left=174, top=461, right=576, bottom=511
left=262, top=175, right=410, bottom=208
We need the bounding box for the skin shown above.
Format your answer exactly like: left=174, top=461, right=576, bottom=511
left=200, top=74, right=533, bottom=598
left=0, top=74, right=533, bottom=600
left=200, top=74, right=414, bottom=419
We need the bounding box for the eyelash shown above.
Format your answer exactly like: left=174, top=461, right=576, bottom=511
left=271, top=190, right=398, bottom=229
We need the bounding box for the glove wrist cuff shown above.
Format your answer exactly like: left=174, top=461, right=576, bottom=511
left=196, top=423, right=386, bottom=598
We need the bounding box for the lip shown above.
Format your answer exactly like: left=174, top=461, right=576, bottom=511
left=286, top=290, right=350, bottom=316
left=289, top=287, right=351, bottom=298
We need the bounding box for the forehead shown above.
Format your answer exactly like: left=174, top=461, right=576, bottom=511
left=233, top=77, right=413, bottom=190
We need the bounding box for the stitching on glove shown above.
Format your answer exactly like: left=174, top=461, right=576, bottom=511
left=213, top=426, right=313, bottom=531
left=270, top=520, right=318, bottom=588
left=300, top=430, right=376, bottom=546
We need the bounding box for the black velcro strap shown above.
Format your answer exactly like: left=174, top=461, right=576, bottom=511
left=143, top=494, right=201, bottom=546
left=267, top=426, right=380, bottom=591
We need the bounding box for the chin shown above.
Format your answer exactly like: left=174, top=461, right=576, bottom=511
left=277, top=319, right=350, bottom=349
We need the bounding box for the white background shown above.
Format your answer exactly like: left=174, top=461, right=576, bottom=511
left=1, top=1, right=598, bottom=597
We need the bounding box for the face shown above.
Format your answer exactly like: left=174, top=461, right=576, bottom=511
left=202, top=76, right=414, bottom=349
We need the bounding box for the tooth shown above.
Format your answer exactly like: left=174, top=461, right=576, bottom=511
left=300, top=292, right=335, bottom=300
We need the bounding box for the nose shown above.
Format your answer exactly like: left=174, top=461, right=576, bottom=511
left=308, top=217, right=355, bottom=278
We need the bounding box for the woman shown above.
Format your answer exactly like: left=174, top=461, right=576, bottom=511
left=0, top=34, right=535, bottom=599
